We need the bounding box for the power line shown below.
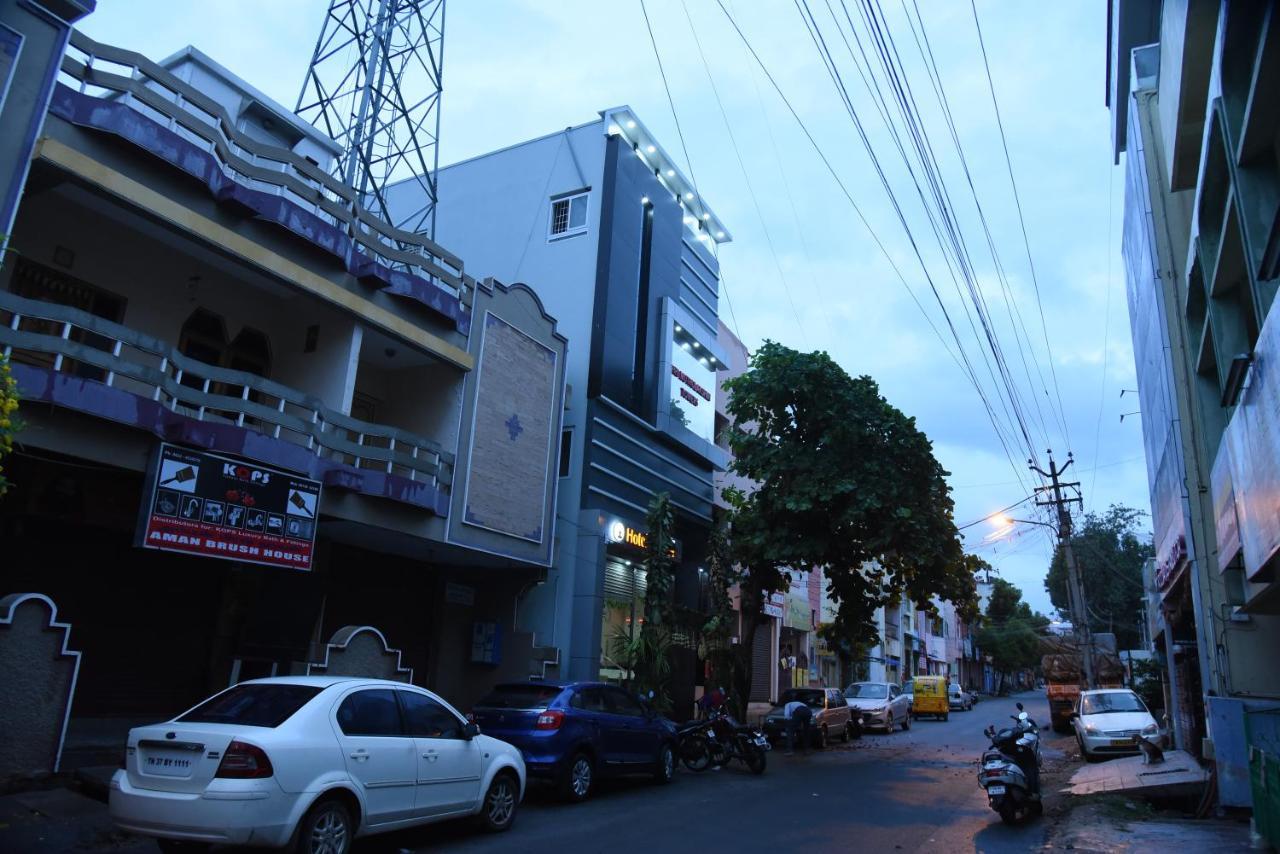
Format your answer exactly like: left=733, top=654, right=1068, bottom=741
left=637, top=0, right=741, bottom=341
left=969, top=0, right=1072, bottom=451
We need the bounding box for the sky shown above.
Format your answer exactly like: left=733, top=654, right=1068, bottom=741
left=77, top=0, right=1147, bottom=616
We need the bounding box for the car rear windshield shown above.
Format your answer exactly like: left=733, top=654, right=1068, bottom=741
left=845, top=683, right=888, bottom=699
left=178, top=684, right=322, bottom=728
left=476, top=684, right=563, bottom=709
left=779, top=689, right=825, bottom=708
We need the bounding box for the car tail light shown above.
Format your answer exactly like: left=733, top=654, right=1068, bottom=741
left=984, top=769, right=1003, bottom=778
left=535, top=710, right=565, bottom=730
left=215, top=740, right=274, bottom=779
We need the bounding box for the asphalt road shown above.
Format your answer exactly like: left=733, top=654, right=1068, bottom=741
left=362, top=691, right=1064, bottom=854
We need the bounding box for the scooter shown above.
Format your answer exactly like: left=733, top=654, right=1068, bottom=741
left=978, top=701, right=1042, bottom=825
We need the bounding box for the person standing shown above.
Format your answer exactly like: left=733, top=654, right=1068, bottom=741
left=783, top=696, right=813, bottom=755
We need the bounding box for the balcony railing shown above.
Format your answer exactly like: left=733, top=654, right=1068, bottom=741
left=57, top=31, right=470, bottom=307
left=1, top=290, right=453, bottom=490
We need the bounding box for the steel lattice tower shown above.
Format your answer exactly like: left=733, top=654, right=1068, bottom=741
left=296, top=0, right=445, bottom=238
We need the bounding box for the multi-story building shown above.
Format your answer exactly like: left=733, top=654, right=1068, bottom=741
left=0, top=15, right=566, bottom=770
left=386, top=108, right=732, bottom=717
left=1109, top=0, right=1280, bottom=810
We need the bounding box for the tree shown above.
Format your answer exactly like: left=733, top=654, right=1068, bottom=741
left=720, top=341, right=978, bottom=708
left=609, top=493, right=677, bottom=713
left=975, top=578, right=1048, bottom=690
left=1045, top=505, right=1151, bottom=649
left=0, top=354, right=18, bottom=497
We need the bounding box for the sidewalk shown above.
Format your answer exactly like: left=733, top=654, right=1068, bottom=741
left=0, top=786, right=151, bottom=854
left=1042, top=796, right=1256, bottom=853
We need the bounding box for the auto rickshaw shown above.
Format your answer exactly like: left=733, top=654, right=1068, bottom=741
left=911, top=674, right=950, bottom=720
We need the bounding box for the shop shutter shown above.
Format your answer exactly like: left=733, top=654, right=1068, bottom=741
left=750, top=620, right=772, bottom=702
left=603, top=562, right=646, bottom=601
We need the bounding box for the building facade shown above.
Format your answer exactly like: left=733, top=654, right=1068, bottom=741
left=386, top=108, right=731, bottom=717
left=0, top=17, right=566, bottom=771
left=1109, top=0, right=1280, bottom=810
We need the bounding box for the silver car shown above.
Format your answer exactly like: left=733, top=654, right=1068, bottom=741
left=844, top=682, right=913, bottom=732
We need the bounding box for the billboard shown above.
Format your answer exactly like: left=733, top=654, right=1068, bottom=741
left=137, top=443, right=321, bottom=571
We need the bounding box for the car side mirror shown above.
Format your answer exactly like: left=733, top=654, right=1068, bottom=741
left=462, top=722, right=481, bottom=740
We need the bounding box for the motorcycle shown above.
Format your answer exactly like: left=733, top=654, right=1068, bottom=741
left=978, top=701, right=1042, bottom=825
left=679, top=706, right=769, bottom=774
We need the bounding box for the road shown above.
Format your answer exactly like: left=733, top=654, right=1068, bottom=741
left=363, top=691, right=1065, bottom=854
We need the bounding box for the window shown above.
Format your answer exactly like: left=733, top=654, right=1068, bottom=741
left=549, top=191, right=589, bottom=238
left=178, top=684, right=321, bottom=728
left=399, top=691, right=462, bottom=738
left=336, top=689, right=402, bottom=736
left=571, top=687, right=607, bottom=713
left=844, top=683, right=888, bottom=700
left=1080, top=691, right=1148, bottom=716
left=605, top=687, right=645, bottom=717
left=558, top=429, right=573, bottom=478
left=478, top=683, right=563, bottom=710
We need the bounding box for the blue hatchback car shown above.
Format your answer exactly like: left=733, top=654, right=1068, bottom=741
left=472, top=681, right=678, bottom=802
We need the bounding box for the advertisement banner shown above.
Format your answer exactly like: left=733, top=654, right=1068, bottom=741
left=137, top=443, right=321, bottom=571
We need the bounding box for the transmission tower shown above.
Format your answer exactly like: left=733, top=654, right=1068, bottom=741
left=296, top=0, right=445, bottom=238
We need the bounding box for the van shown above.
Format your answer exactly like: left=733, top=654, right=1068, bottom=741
left=911, top=675, right=949, bottom=721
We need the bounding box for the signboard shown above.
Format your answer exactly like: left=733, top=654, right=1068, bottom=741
left=138, top=443, right=321, bottom=571
left=670, top=327, right=716, bottom=444
left=604, top=517, right=681, bottom=559
left=1213, top=443, right=1241, bottom=572
left=1222, top=308, right=1280, bottom=581
left=784, top=593, right=811, bottom=630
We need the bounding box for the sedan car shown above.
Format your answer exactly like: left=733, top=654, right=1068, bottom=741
left=761, top=688, right=860, bottom=748
left=948, top=682, right=973, bottom=711
left=109, top=677, right=524, bottom=853
left=471, top=681, right=677, bottom=802
left=1071, top=688, right=1160, bottom=762
left=844, top=682, right=913, bottom=732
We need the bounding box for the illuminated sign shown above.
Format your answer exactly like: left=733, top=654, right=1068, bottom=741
left=1155, top=534, right=1187, bottom=591
left=605, top=518, right=680, bottom=557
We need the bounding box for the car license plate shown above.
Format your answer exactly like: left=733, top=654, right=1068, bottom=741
left=988, top=785, right=1006, bottom=795
left=1110, top=739, right=1134, bottom=747
left=144, top=753, right=195, bottom=777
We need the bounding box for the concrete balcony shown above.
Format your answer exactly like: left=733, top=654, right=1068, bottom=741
left=1, top=289, right=453, bottom=514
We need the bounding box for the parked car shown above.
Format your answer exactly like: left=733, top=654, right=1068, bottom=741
left=901, top=679, right=915, bottom=710
left=844, top=682, right=913, bottom=732
left=909, top=675, right=950, bottom=720
left=471, top=681, right=677, bottom=802
left=109, top=677, right=525, bottom=853
left=762, top=687, right=859, bottom=748
left=949, top=682, right=973, bottom=711
left=1071, top=688, right=1160, bottom=762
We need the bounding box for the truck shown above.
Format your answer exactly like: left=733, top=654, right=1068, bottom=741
left=1040, top=634, right=1124, bottom=733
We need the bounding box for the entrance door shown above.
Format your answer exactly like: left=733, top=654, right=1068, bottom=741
left=397, top=689, right=483, bottom=816
left=332, top=688, right=418, bottom=826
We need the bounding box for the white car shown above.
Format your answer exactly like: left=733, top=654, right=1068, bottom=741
left=948, top=683, right=972, bottom=711
left=109, top=677, right=525, bottom=853
left=843, top=682, right=913, bottom=732
left=1071, top=688, right=1160, bottom=762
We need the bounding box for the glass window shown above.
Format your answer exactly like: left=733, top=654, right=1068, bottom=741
left=574, top=687, right=608, bottom=713
left=178, top=684, right=321, bottom=728
left=477, top=683, right=563, bottom=710
left=779, top=688, right=825, bottom=708
left=336, top=689, right=403, bottom=736
left=399, top=691, right=462, bottom=739
left=605, top=688, right=645, bottom=717
left=1081, top=691, right=1149, bottom=716
left=549, top=191, right=589, bottom=238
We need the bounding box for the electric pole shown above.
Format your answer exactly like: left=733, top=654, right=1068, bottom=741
left=1030, top=451, right=1095, bottom=689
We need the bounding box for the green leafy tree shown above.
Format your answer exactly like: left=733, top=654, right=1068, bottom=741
left=0, top=353, right=19, bottom=497
left=975, top=578, right=1048, bottom=690
left=1045, top=505, right=1151, bottom=649
left=720, top=341, right=978, bottom=708
left=610, top=493, right=678, bottom=713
